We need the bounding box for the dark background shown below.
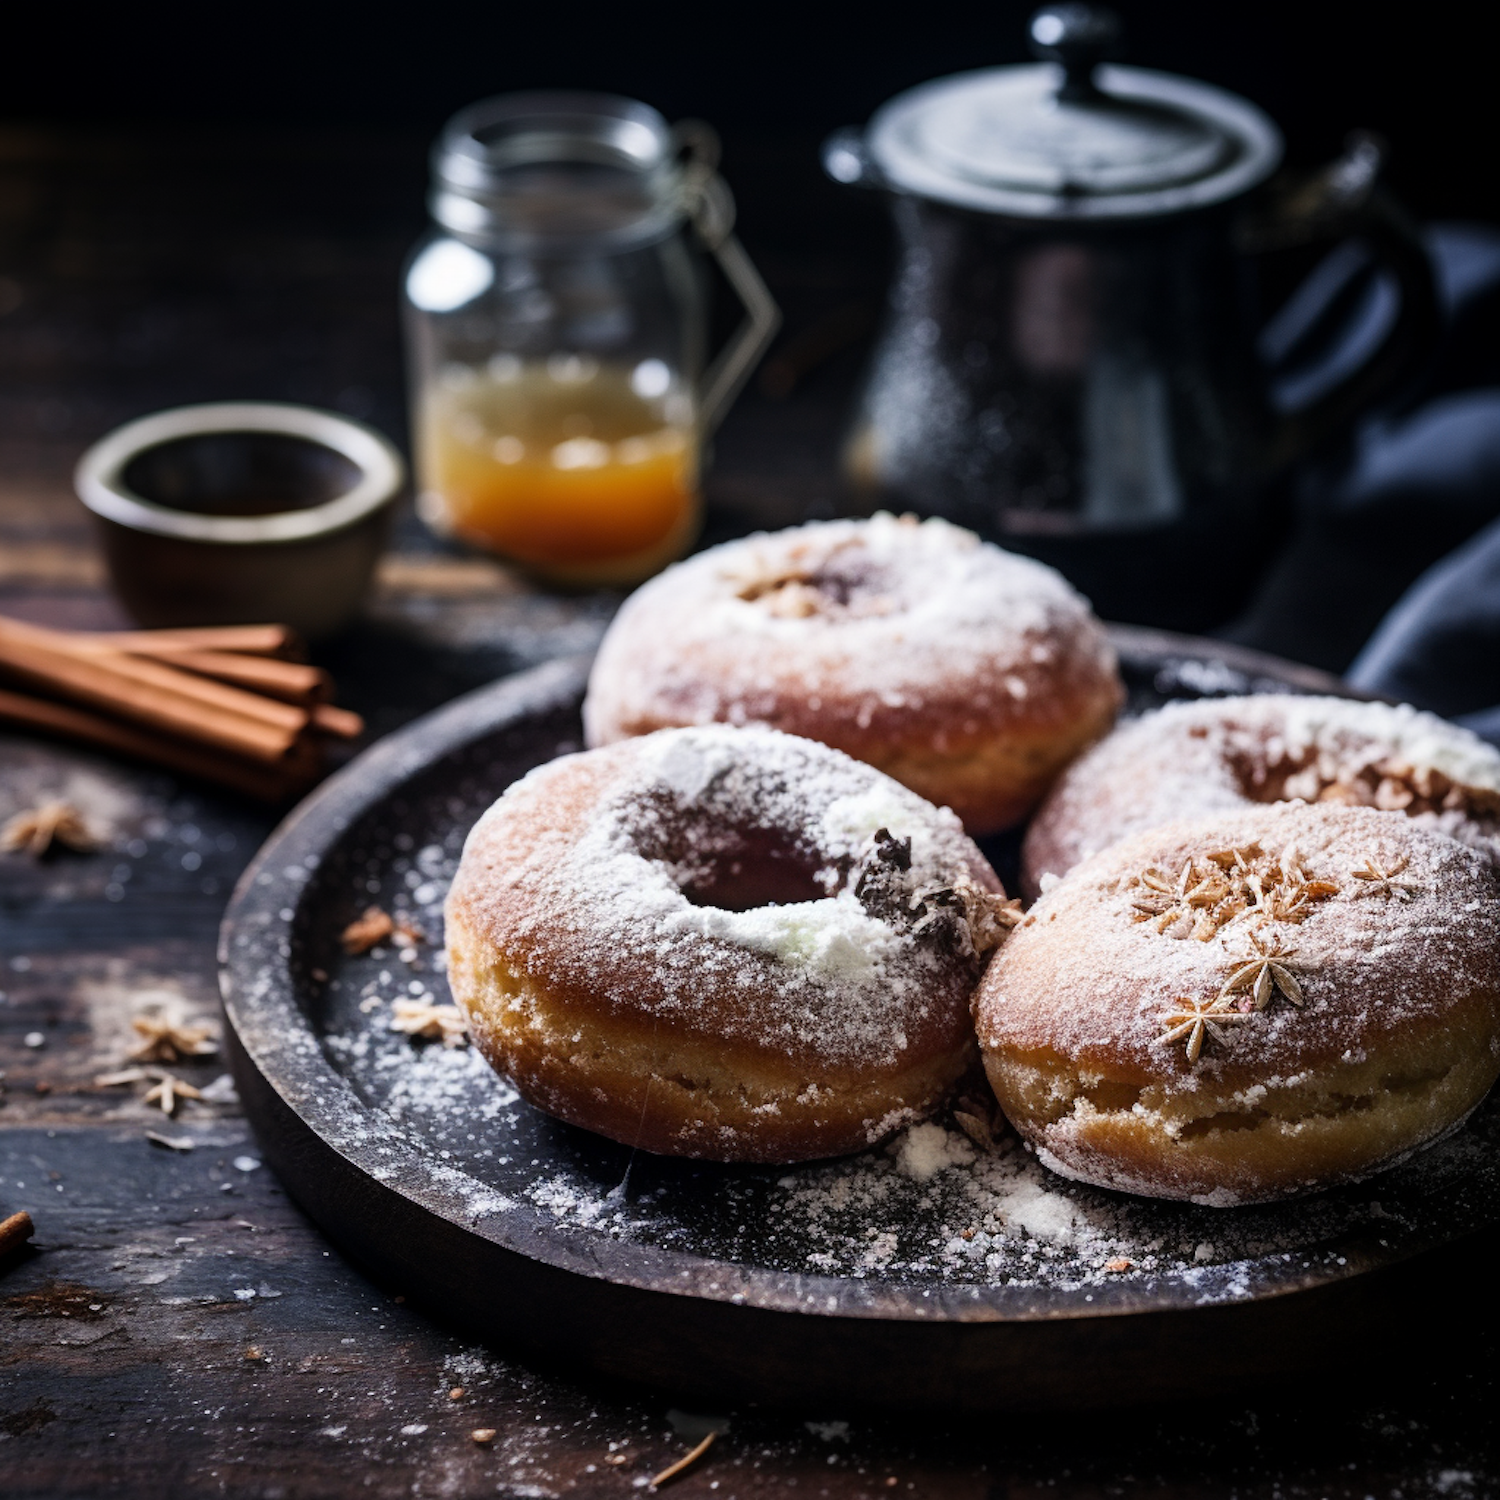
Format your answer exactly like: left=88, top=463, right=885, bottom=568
left=5, top=19, right=1500, bottom=1492
left=4, top=1, right=1492, bottom=223
left=1, top=0, right=1494, bottom=670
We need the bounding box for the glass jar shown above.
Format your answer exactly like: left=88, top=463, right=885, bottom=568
left=403, top=92, right=779, bottom=587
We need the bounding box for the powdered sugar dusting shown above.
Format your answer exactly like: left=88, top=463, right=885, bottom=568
left=450, top=725, right=999, bottom=1068
left=583, top=513, right=1119, bottom=750
left=661, top=891, right=901, bottom=988
left=895, top=1121, right=975, bottom=1182
left=1024, top=694, right=1500, bottom=890
left=324, top=960, right=1500, bottom=1291
left=1002, top=803, right=1500, bottom=1081
left=1276, top=697, right=1500, bottom=793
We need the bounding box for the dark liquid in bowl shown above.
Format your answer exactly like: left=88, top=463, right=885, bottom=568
left=122, top=432, right=362, bottom=516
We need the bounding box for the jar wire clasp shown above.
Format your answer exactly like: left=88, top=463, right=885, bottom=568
left=671, top=121, right=782, bottom=434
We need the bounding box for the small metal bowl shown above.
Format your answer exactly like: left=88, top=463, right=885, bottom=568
left=75, top=402, right=406, bottom=639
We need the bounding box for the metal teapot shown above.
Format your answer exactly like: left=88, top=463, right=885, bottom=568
left=824, top=5, right=1437, bottom=628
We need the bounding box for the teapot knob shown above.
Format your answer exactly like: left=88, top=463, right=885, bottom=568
left=1028, top=4, right=1122, bottom=101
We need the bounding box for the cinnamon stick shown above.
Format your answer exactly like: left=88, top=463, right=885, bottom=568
left=89, top=624, right=303, bottom=658
left=143, top=647, right=363, bottom=737
left=40, top=626, right=340, bottom=722
left=12, top=619, right=313, bottom=728
left=0, top=613, right=363, bottom=792
left=0, top=618, right=307, bottom=763
left=149, top=648, right=362, bottom=736
left=311, top=702, right=365, bottom=739
left=135, top=647, right=332, bottom=704
left=125, top=646, right=364, bottom=735
left=0, top=686, right=310, bottom=801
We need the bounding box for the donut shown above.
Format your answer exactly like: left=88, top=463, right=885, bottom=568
left=444, top=724, right=1017, bottom=1163
left=977, top=802, right=1500, bottom=1205
left=1022, top=695, right=1500, bottom=897
left=582, top=513, right=1123, bottom=834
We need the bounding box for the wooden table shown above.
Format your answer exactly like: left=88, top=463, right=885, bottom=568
left=2, top=124, right=1497, bottom=1499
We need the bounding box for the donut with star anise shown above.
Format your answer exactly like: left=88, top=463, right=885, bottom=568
left=975, top=801, right=1500, bottom=1205
left=1021, top=694, right=1500, bottom=898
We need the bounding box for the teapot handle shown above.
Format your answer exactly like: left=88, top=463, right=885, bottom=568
left=1238, top=132, right=1441, bottom=469
left=672, top=121, right=783, bottom=435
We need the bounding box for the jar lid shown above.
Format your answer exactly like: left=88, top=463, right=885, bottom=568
left=865, top=6, right=1282, bottom=219
left=431, top=92, right=687, bottom=249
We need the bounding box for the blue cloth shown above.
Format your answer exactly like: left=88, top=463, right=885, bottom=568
left=1229, top=223, right=1500, bottom=726
left=1347, top=514, right=1500, bottom=732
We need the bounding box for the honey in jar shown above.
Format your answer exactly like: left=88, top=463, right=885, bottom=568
left=404, top=94, right=780, bottom=587
left=417, top=354, right=698, bottom=587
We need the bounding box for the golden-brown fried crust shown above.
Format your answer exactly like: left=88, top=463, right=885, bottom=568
left=583, top=514, right=1123, bottom=833
left=977, top=802, right=1500, bottom=1204
left=446, top=725, right=1008, bottom=1162
left=450, top=907, right=976, bottom=1162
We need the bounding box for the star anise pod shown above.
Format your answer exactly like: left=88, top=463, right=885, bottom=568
left=128, top=1014, right=218, bottom=1064
left=1350, top=851, right=1418, bottom=900
left=1130, top=860, right=1226, bottom=937
left=1219, top=930, right=1305, bottom=1011
left=1155, top=995, right=1257, bottom=1064
left=143, top=1073, right=203, bottom=1117
left=390, top=998, right=467, bottom=1048
left=1, top=801, right=99, bottom=858
left=1202, top=842, right=1264, bottom=873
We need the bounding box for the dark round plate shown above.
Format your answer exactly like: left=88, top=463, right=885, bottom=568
left=218, top=631, right=1500, bottom=1410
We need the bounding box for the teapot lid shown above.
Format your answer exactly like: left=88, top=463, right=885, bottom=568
left=863, top=5, right=1282, bottom=219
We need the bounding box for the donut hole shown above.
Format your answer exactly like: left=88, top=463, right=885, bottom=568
left=676, top=835, right=829, bottom=911
left=637, top=811, right=831, bottom=911
left=1225, top=746, right=1496, bottom=821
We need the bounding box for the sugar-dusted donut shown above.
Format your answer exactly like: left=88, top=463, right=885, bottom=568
left=977, top=802, right=1500, bottom=1205
left=445, top=724, right=1017, bottom=1163
left=1022, top=695, right=1500, bottom=897
left=582, top=514, right=1123, bottom=834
